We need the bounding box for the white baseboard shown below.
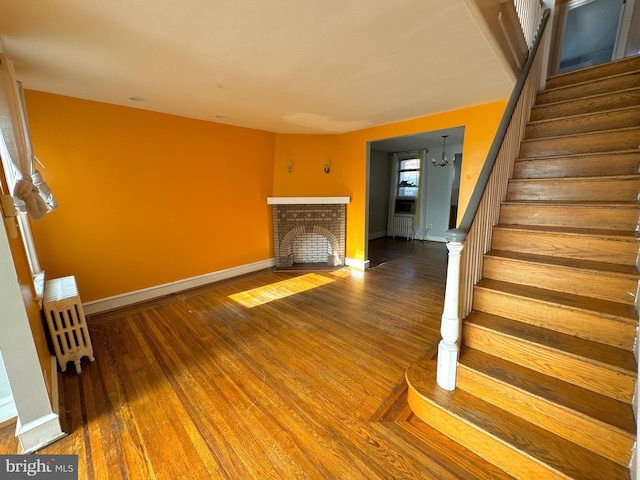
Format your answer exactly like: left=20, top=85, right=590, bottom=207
left=51, top=356, right=59, bottom=415
left=83, top=258, right=275, bottom=316
left=345, top=257, right=370, bottom=271
left=368, top=231, right=387, bottom=241
left=426, top=235, right=447, bottom=243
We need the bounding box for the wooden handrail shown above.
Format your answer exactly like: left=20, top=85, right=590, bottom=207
left=450, top=8, right=550, bottom=242
left=437, top=8, right=550, bottom=391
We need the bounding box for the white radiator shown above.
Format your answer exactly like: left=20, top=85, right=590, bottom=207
left=393, top=214, right=414, bottom=240
left=43, top=276, right=94, bottom=374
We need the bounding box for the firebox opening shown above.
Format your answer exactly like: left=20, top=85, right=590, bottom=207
left=269, top=199, right=347, bottom=272
left=292, top=233, right=332, bottom=264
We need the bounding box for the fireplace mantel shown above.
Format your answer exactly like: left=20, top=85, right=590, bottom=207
left=267, top=196, right=350, bottom=205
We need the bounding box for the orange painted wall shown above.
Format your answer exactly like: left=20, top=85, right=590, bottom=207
left=24, top=91, right=275, bottom=302
left=273, top=134, right=348, bottom=197
left=25, top=90, right=505, bottom=303
left=274, top=100, right=508, bottom=262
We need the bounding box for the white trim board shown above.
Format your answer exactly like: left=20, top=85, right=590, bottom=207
left=426, top=235, right=447, bottom=243
left=267, top=196, right=350, bottom=205
left=345, top=257, right=370, bottom=271
left=50, top=356, right=59, bottom=415
left=368, top=231, right=387, bottom=241
left=83, top=258, right=275, bottom=316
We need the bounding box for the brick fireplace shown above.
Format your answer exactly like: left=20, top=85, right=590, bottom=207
left=267, top=197, right=350, bottom=269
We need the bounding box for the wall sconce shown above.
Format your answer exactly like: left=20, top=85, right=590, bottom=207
left=324, top=160, right=331, bottom=174
left=286, top=161, right=293, bottom=174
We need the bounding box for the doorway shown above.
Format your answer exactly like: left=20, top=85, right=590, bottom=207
left=552, top=0, right=635, bottom=74
left=366, top=127, right=464, bottom=267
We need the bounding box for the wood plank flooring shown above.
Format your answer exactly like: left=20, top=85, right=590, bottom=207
left=0, top=238, right=514, bottom=479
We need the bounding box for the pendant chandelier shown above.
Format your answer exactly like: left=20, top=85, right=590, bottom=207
left=432, top=134, right=454, bottom=167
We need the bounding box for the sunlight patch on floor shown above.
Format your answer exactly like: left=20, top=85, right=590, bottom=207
left=229, top=273, right=335, bottom=308
left=328, top=267, right=356, bottom=279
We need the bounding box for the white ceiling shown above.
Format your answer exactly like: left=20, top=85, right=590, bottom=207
left=371, top=126, right=466, bottom=155
left=0, top=0, right=514, bottom=134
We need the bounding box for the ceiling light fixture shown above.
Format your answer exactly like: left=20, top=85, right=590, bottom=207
left=432, top=135, right=454, bottom=167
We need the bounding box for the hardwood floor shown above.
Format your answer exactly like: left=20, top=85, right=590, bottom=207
left=1, top=239, right=514, bottom=479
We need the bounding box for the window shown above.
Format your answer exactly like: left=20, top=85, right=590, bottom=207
left=0, top=132, right=42, bottom=277
left=397, top=158, right=420, bottom=198
left=0, top=57, right=50, bottom=299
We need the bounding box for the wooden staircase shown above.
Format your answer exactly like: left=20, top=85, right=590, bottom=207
left=406, top=55, right=640, bottom=479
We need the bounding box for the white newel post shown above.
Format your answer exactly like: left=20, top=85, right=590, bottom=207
left=436, top=233, right=465, bottom=391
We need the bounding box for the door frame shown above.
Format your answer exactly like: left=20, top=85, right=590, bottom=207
left=549, top=0, right=635, bottom=75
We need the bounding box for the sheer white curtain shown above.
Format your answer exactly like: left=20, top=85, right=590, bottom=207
left=386, top=153, right=399, bottom=237
left=0, top=52, right=57, bottom=220
left=413, top=149, right=429, bottom=240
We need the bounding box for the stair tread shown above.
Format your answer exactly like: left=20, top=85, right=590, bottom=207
left=475, top=278, right=638, bottom=323
left=527, top=104, right=640, bottom=126
left=532, top=87, right=640, bottom=110
left=458, top=346, right=635, bottom=436
left=521, top=124, right=640, bottom=143
left=538, top=70, right=640, bottom=103
left=407, top=360, right=629, bottom=480
left=503, top=200, right=640, bottom=206
left=486, top=249, right=640, bottom=277
left=493, top=223, right=640, bottom=240
left=513, top=155, right=640, bottom=180
left=465, top=311, right=637, bottom=374
left=515, top=148, right=640, bottom=163
left=545, top=55, right=640, bottom=88
left=529, top=89, right=640, bottom=124
left=509, top=174, right=640, bottom=183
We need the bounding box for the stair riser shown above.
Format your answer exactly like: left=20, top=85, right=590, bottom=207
left=513, top=152, right=640, bottom=179
left=406, top=389, right=559, bottom=480
left=407, top=360, right=631, bottom=479
left=472, top=287, right=636, bottom=349
left=530, top=89, right=640, bottom=122
left=545, top=57, right=640, bottom=89
left=507, top=177, right=640, bottom=202
left=519, top=128, right=640, bottom=158
left=462, top=325, right=635, bottom=402
left=457, top=366, right=634, bottom=466
left=538, top=71, right=640, bottom=105
left=525, top=108, right=640, bottom=139
left=499, top=204, right=640, bottom=231
left=491, top=229, right=639, bottom=266
left=482, top=256, right=638, bottom=305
